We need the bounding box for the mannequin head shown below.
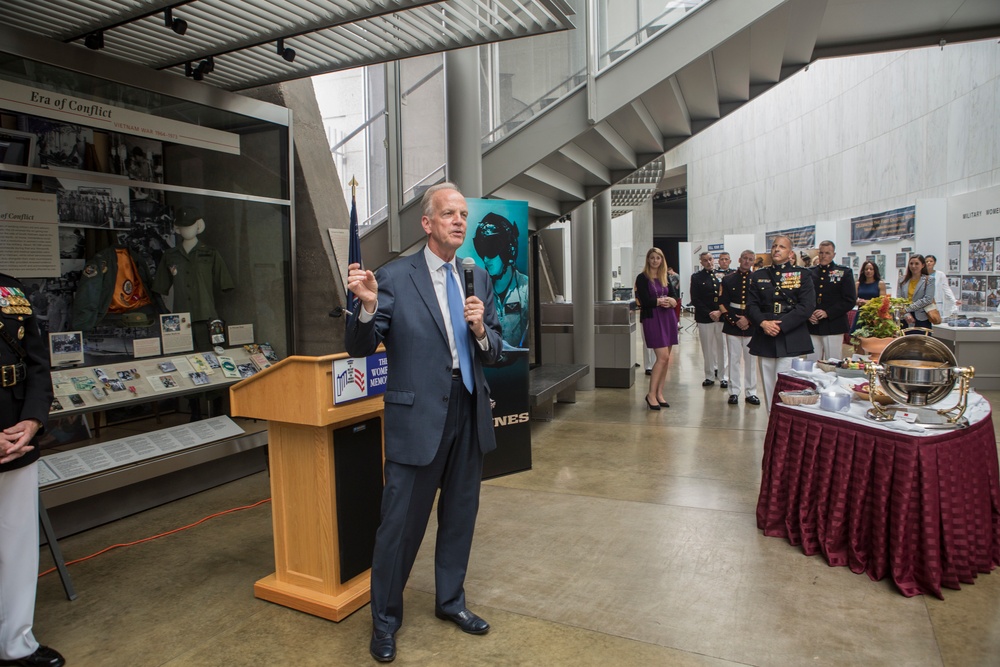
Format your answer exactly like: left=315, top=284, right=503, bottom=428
left=174, top=207, right=205, bottom=239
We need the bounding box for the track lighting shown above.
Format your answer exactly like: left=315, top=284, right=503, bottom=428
left=165, top=8, right=188, bottom=36
left=277, top=38, right=296, bottom=63
left=186, top=56, right=214, bottom=81
left=84, top=30, right=104, bottom=50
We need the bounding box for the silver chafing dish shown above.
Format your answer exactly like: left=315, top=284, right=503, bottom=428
left=863, top=332, right=975, bottom=427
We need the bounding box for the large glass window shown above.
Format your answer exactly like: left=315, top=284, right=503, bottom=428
left=400, top=54, right=446, bottom=206
left=314, top=64, right=387, bottom=231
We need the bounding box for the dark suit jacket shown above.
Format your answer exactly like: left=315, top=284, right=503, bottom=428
left=634, top=273, right=676, bottom=323
left=344, top=250, right=503, bottom=466
left=0, top=273, right=53, bottom=473
left=807, top=263, right=856, bottom=335
left=746, top=264, right=816, bottom=358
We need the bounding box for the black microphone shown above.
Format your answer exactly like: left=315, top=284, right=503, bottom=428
left=462, top=257, right=476, bottom=299
left=328, top=305, right=353, bottom=318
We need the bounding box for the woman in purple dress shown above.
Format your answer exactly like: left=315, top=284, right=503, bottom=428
left=634, top=248, right=679, bottom=409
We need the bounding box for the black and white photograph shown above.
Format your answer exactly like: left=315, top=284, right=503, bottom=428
left=49, top=330, right=84, bottom=366
left=106, top=379, right=127, bottom=392
left=968, top=238, right=994, bottom=273
left=48, top=177, right=129, bottom=228
left=68, top=393, right=85, bottom=407
left=51, top=397, right=64, bottom=412
left=17, top=116, right=94, bottom=169
left=188, top=371, right=210, bottom=386
left=117, top=369, right=136, bottom=381
left=237, top=363, right=258, bottom=379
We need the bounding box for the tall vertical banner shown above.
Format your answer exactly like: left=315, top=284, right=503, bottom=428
left=462, top=199, right=531, bottom=478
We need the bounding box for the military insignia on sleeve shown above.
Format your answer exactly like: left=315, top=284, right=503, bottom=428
left=84, top=264, right=98, bottom=278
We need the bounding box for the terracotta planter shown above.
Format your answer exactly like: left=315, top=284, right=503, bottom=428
left=859, top=336, right=894, bottom=361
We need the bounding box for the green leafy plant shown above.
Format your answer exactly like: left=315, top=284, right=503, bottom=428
left=850, top=295, right=909, bottom=344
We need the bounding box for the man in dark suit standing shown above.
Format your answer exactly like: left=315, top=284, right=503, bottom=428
left=0, top=273, right=65, bottom=667
left=746, top=236, right=816, bottom=410
left=690, top=252, right=723, bottom=387
left=807, top=240, right=856, bottom=361
left=346, top=183, right=503, bottom=663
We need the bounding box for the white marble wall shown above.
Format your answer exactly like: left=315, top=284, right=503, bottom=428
left=662, top=40, right=1000, bottom=249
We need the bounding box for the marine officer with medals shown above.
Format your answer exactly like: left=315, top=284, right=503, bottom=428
left=718, top=250, right=760, bottom=406
left=690, top=252, right=724, bottom=387
left=746, top=236, right=816, bottom=410
left=0, top=274, right=65, bottom=667
left=807, top=240, right=856, bottom=361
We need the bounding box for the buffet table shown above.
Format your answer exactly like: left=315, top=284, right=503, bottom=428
left=756, top=373, right=1000, bottom=597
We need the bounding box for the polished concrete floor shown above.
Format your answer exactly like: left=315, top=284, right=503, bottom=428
left=33, top=328, right=1000, bottom=666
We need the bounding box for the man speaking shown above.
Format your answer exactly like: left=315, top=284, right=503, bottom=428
left=346, top=182, right=503, bottom=662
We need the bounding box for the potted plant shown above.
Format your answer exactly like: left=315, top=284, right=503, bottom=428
left=850, top=295, right=909, bottom=360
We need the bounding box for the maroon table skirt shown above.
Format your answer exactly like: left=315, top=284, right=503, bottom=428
left=757, top=374, right=1000, bottom=597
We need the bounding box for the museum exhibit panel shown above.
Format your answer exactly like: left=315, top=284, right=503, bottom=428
left=0, top=47, right=294, bottom=536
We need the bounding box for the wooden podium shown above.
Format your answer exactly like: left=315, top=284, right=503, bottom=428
left=230, top=352, right=384, bottom=621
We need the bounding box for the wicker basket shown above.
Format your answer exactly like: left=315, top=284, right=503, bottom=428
left=852, top=389, right=894, bottom=405
left=778, top=391, right=820, bottom=406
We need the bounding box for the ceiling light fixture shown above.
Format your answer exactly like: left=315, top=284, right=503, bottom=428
left=277, top=38, right=296, bottom=63
left=164, top=8, right=188, bottom=36
left=84, top=30, right=104, bottom=50
left=186, top=56, right=214, bottom=81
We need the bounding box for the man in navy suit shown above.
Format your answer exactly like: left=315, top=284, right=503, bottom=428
left=346, top=183, right=503, bottom=662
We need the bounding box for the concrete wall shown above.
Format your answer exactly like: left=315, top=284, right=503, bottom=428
left=661, top=39, right=1000, bottom=252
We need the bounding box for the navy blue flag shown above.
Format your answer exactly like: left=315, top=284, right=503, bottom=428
left=346, top=193, right=361, bottom=327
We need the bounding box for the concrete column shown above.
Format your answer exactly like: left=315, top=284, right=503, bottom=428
left=594, top=190, right=612, bottom=300
left=572, top=201, right=595, bottom=391
left=445, top=47, right=482, bottom=197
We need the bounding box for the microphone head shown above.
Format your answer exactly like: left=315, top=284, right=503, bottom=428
left=462, top=257, right=477, bottom=270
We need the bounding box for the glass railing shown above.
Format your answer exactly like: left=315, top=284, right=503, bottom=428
left=482, top=0, right=708, bottom=147
left=598, top=0, right=707, bottom=69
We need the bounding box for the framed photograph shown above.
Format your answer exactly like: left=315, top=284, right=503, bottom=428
left=17, top=116, right=93, bottom=170
left=968, top=238, right=994, bottom=273
left=48, top=330, right=84, bottom=367
left=0, top=128, right=37, bottom=190
left=47, top=177, right=129, bottom=228
left=160, top=312, right=193, bottom=354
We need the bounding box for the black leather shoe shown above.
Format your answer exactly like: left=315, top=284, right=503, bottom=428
left=720, top=380, right=729, bottom=389
left=746, top=395, right=761, bottom=405
left=0, top=646, right=65, bottom=667
left=644, top=369, right=652, bottom=375
left=369, top=631, right=396, bottom=662
left=702, top=379, right=714, bottom=387
left=728, top=395, right=739, bottom=405
left=435, top=608, right=490, bottom=635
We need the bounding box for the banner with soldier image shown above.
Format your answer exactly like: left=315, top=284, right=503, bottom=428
left=461, top=199, right=531, bottom=478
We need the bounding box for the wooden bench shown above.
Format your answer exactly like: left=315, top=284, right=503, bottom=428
left=528, top=363, right=589, bottom=421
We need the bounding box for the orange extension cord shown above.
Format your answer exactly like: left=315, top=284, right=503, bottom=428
left=38, top=498, right=271, bottom=578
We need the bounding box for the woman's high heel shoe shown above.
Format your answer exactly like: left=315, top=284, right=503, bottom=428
left=644, top=396, right=660, bottom=411
left=658, top=400, right=670, bottom=408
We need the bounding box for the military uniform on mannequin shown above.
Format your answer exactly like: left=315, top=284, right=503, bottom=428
left=71, top=238, right=161, bottom=331
left=152, top=208, right=234, bottom=351
left=0, top=273, right=65, bottom=667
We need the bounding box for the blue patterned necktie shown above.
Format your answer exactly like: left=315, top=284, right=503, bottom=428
left=445, top=264, right=474, bottom=393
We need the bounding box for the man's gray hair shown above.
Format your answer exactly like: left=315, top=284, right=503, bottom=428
left=819, top=240, right=836, bottom=251
left=421, top=181, right=462, bottom=217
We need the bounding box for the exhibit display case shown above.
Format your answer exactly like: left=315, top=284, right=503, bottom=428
left=0, top=38, right=295, bottom=536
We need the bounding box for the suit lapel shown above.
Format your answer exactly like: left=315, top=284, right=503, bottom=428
left=408, top=250, right=449, bottom=345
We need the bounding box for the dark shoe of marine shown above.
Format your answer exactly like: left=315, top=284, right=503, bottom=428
left=720, top=380, right=729, bottom=389
left=702, top=379, right=715, bottom=387
left=0, top=646, right=65, bottom=667
left=369, top=631, right=396, bottom=662
left=746, top=395, right=761, bottom=405
left=728, top=395, right=739, bottom=405
left=434, top=608, right=490, bottom=635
